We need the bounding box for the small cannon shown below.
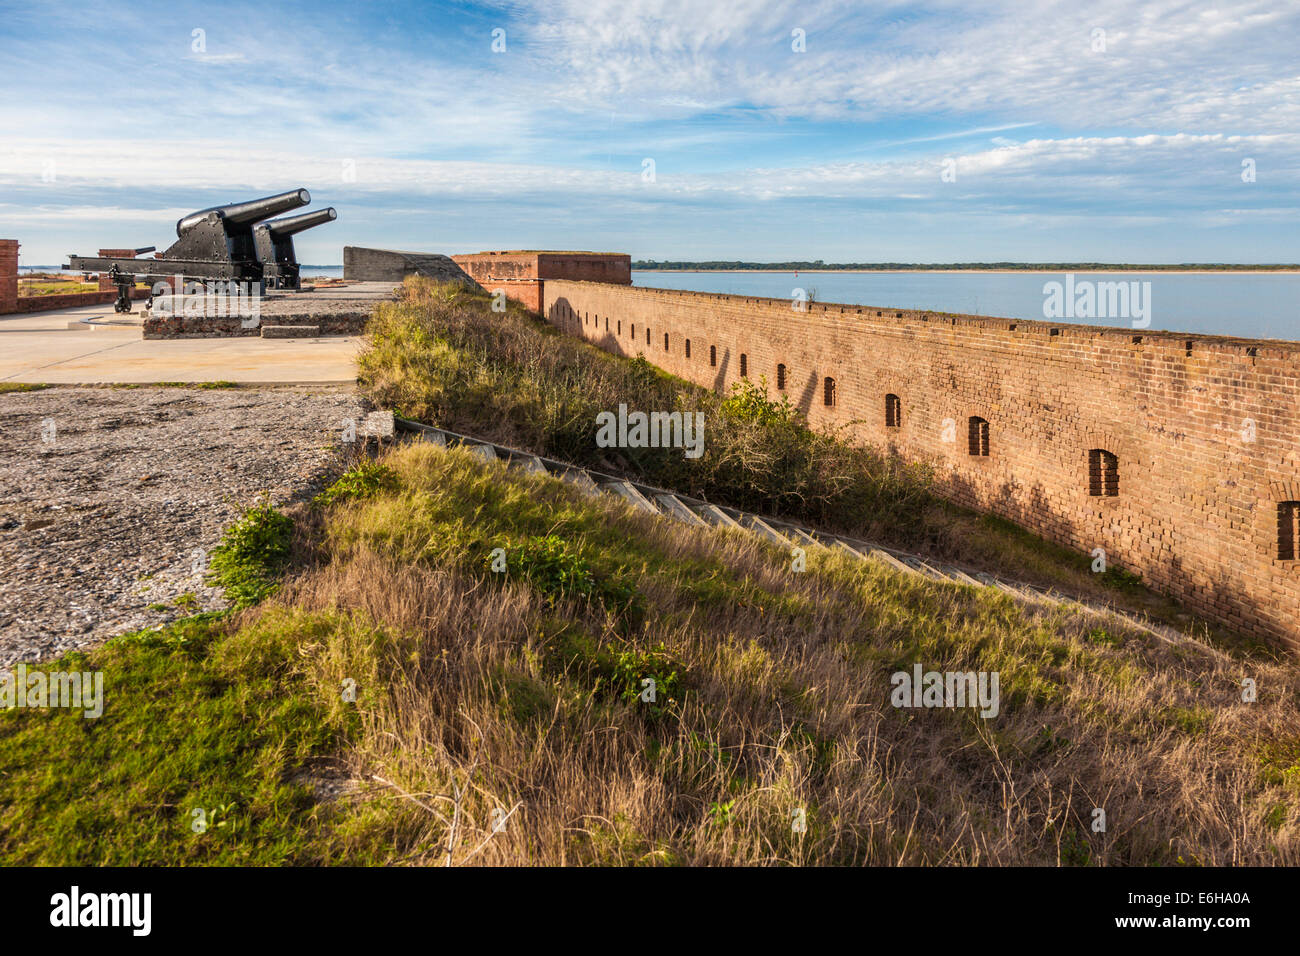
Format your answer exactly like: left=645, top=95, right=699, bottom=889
left=65, top=189, right=322, bottom=301
left=255, top=207, right=337, bottom=290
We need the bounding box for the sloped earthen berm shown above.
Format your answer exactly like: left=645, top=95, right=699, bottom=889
left=541, top=278, right=1300, bottom=653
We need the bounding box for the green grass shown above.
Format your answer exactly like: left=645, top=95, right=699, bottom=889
left=205, top=501, right=294, bottom=608
left=313, top=462, right=399, bottom=507
left=0, top=383, right=48, bottom=394
left=4, top=441, right=1296, bottom=866
left=0, top=613, right=358, bottom=865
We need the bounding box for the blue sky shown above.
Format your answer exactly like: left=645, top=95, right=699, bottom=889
left=1, top=0, right=1297, bottom=264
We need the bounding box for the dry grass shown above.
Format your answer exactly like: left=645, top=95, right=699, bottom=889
left=251, top=443, right=1300, bottom=865
left=356, top=277, right=1254, bottom=653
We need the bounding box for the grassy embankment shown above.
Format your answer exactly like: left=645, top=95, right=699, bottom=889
left=358, top=279, right=1240, bottom=646
left=2, top=279, right=1296, bottom=865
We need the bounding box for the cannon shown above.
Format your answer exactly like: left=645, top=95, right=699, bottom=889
left=254, top=207, right=337, bottom=290
left=64, top=189, right=320, bottom=302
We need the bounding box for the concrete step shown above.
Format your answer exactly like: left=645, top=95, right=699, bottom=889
left=655, top=494, right=708, bottom=526
left=743, top=515, right=793, bottom=547
left=603, top=480, right=658, bottom=514
left=695, top=503, right=745, bottom=531
left=833, top=539, right=865, bottom=559
left=261, top=324, right=320, bottom=338
left=780, top=525, right=823, bottom=549
left=362, top=410, right=394, bottom=439
left=941, top=566, right=985, bottom=587
left=514, top=455, right=550, bottom=476
left=555, top=467, right=599, bottom=494
left=867, top=548, right=921, bottom=577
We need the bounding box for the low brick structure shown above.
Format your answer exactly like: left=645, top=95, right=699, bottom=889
left=451, top=251, right=631, bottom=313
left=0, top=239, right=152, bottom=314
left=544, top=279, right=1300, bottom=651
left=0, top=240, right=18, bottom=314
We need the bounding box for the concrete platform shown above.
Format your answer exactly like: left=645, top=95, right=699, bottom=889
left=0, top=301, right=365, bottom=384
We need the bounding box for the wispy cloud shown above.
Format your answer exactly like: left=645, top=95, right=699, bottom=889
left=1, top=0, right=1297, bottom=261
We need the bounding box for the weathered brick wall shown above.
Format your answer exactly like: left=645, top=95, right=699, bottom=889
left=16, top=289, right=150, bottom=313
left=0, top=240, right=18, bottom=314
left=543, top=279, right=1300, bottom=650
left=453, top=252, right=631, bottom=313
left=537, top=253, right=631, bottom=284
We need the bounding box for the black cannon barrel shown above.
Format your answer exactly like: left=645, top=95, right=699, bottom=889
left=262, top=207, right=337, bottom=237
left=176, top=188, right=311, bottom=236
left=133, top=246, right=157, bottom=255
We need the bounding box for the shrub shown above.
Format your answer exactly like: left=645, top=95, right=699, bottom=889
left=207, top=502, right=294, bottom=607
left=314, top=462, right=399, bottom=507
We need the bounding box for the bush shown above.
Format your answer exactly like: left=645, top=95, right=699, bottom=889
left=488, top=534, right=640, bottom=617
left=207, top=502, right=294, bottom=607
left=314, top=462, right=399, bottom=507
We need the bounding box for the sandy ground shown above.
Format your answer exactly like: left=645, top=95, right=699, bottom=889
left=0, top=301, right=365, bottom=384
left=0, top=385, right=373, bottom=666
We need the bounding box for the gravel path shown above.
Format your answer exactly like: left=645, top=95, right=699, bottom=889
left=0, top=385, right=372, bottom=666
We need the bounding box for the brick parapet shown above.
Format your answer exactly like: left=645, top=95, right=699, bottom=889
left=543, top=278, right=1300, bottom=651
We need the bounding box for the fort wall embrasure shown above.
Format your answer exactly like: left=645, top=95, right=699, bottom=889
left=542, top=279, right=1300, bottom=650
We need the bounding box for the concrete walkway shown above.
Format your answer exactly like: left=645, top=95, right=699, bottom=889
left=0, top=301, right=365, bottom=384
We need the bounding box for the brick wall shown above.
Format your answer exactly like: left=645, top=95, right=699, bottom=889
left=15, top=288, right=151, bottom=313
left=453, top=252, right=631, bottom=313
left=543, top=279, right=1300, bottom=651
left=0, top=240, right=18, bottom=314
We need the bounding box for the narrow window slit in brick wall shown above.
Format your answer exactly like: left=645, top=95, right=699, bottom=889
left=664, top=332, right=669, bottom=351
left=710, top=345, right=717, bottom=367
left=646, top=327, right=651, bottom=345
left=1279, top=502, right=1300, bottom=561
left=740, top=353, right=748, bottom=378
left=605, top=317, right=609, bottom=331
left=777, top=363, right=787, bottom=390
left=885, top=393, right=901, bottom=428
left=968, top=416, right=990, bottom=456
left=617, top=320, right=621, bottom=335
left=685, top=339, right=691, bottom=359
left=823, top=377, right=836, bottom=407
left=631, top=323, right=635, bottom=339
left=1088, top=449, right=1119, bottom=496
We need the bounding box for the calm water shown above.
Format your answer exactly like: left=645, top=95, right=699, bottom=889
left=632, top=271, right=1300, bottom=342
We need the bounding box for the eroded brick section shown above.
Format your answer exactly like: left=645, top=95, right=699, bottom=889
left=544, top=280, right=1300, bottom=651
left=0, top=240, right=18, bottom=314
